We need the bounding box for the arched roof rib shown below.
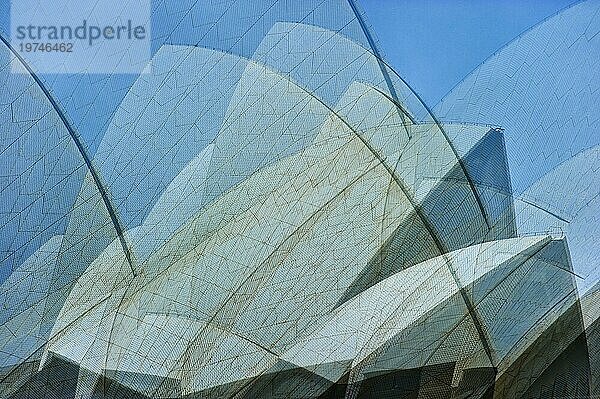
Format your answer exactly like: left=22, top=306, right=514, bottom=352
left=98, top=42, right=482, bottom=300
left=0, top=33, right=135, bottom=276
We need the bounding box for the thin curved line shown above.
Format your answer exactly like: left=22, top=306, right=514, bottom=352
left=307, top=8, right=493, bottom=229
left=495, top=288, right=578, bottom=380
left=436, top=0, right=589, bottom=106
left=517, top=143, right=600, bottom=221
left=389, top=80, right=493, bottom=230
left=151, top=52, right=466, bottom=391
left=0, top=4, right=510, bottom=394
left=164, top=52, right=497, bottom=389
left=171, top=17, right=492, bottom=231
left=115, top=45, right=453, bottom=305
left=98, top=47, right=493, bottom=379
left=415, top=239, right=552, bottom=380
left=193, top=48, right=458, bottom=273
left=26, top=41, right=496, bottom=391
left=333, top=0, right=492, bottom=233
left=347, top=0, right=409, bottom=127
left=0, top=33, right=136, bottom=276
left=235, top=249, right=452, bottom=398
left=170, top=164, right=379, bottom=395
left=343, top=238, right=554, bottom=397
left=520, top=198, right=571, bottom=224
left=367, top=83, right=416, bottom=125
left=0, top=291, right=115, bottom=389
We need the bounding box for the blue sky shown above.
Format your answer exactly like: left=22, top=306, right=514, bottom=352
left=359, top=0, right=578, bottom=107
